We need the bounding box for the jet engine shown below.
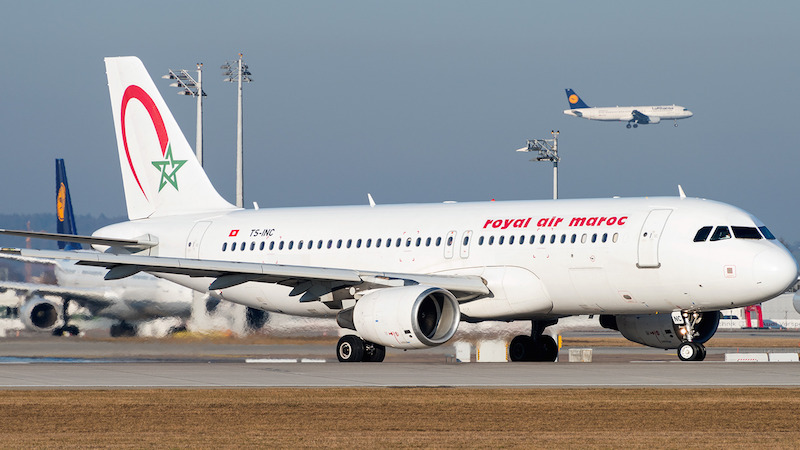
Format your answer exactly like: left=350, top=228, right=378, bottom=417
left=600, top=311, right=720, bottom=349
left=337, top=285, right=460, bottom=349
left=19, top=296, right=61, bottom=331
left=647, top=117, right=661, bottom=124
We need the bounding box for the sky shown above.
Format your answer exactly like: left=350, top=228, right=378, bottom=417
left=2, top=2, right=800, bottom=240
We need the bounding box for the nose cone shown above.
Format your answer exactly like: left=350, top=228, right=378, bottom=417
left=753, top=246, right=798, bottom=297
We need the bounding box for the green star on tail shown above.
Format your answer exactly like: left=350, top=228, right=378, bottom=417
left=151, top=144, right=187, bottom=192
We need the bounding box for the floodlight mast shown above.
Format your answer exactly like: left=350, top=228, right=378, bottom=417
left=516, top=130, right=560, bottom=199
left=221, top=53, right=252, bottom=208
left=162, top=64, right=206, bottom=166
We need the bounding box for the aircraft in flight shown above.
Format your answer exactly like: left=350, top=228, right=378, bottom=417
left=563, top=89, right=693, bottom=128
left=2, top=57, right=795, bottom=362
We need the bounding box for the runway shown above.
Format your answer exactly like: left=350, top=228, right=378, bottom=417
left=0, top=331, right=798, bottom=389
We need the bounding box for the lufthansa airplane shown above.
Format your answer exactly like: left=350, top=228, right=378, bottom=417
left=1, top=57, right=794, bottom=363
left=563, top=89, right=693, bottom=128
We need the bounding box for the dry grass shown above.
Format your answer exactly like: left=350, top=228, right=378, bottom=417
left=2, top=388, right=799, bottom=448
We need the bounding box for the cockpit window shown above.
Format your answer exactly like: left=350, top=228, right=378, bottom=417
left=759, top=226, right=776, bottom=240
left=693, top=226, right=712, bottom=242
left=709, top=226, right=731, bottom=241
left=731, top=226, right=762, bottom=240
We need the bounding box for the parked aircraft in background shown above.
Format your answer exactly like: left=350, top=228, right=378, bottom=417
left=0, top=159, right=266, bottom=336
left=563, top=89, right=693, bottom=128
left=2, top=57, right=794, bottom=362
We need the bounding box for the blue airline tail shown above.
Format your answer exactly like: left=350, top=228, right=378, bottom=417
left=565, top=89, right=590, bottom=109
left=55, top=159, right=82, bottom=250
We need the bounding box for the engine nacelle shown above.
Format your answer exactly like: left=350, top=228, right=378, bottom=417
left=600, top=311, right=720, bottom=349
left=19, top=296, right=61, bottom=331
left=341, top=285, right=460, bottom=350
left=646, top=117, right=661, bottom=124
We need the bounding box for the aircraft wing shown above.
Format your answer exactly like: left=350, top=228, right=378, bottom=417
left=0, top=229, right=157, bottom=252
left=631, top=109, right=651, bottom=123
left=0, top=280, right=115, bottom=309
left=2, top=248, right=490, bottom=303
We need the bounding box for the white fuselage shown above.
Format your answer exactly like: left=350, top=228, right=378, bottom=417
left=92, top=197, right=797, bottom=322
left=54, top=259, right=193, bottom=321
left=564, top=105, right=693, bottom=122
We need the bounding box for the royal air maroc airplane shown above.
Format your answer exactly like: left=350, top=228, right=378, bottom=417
left=1, top=57, right=795, bottom=362
left=563, top=89, right=693, bottom=128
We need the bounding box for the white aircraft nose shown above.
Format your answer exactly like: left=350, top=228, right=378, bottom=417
left=753, top=246, right=798, bottom=296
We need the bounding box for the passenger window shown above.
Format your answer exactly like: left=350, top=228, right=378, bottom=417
left=386, top=238, right=391, bottom=248
left=231, top=241, right=237, bottom=251
left=693, top=226, right=713, bottom=242
left=240, top=242, right=246, bottom=251
left=327, top=240, right=333, bottom=249
left=222, top=243, right=228, bottom=251
left=298, top=240, right=303, bottom=250
left=317, top=240, right=323, bottom=249
left=591, top=234, right=597, bottom=243
left=259, top=242, right=265, bottom=251
left=436, top=237, right=442, bottom=246
left=550, top=235, right=555, bottom=244
left=288, top=241, right=294, bottom=250
left=463, top=236, right=469, bottom=246
left=406, top=238, right=412, bottom=247
left=376, top=238, right=382, bottom=247
left=759, top=226, right=776, bottom=240
left=489, top=236, right=494, bottom=245
left=447, top=236, right=454, bottom=246
left=479, top=236, right=484, bottom=245
left=709, top=226, right=731, bottom=241
left=499, top=236, right=505, bottom=245
left=602, top=233, right=608, bottom=243
left=250, top=242, right=255, bottom=251
left=529, top=235, right=536, bottom=244
left=732, top=226, right=762, bottom=240
left=356, top=239, right=362, bottom=248
left=337, top=240, right=342, bottom=249
left=426, top=237, right=431, bottom=247
left=279, top=241, right=284, bottom=250
left=396, top=238, right=402, bottom=247
left=540, top=235, right=545, bottom=244
left=347, top=239, right=352, bottom=249
left=366, top=239, right=371, bottom=248
left=270, top=242, right=275, bottom=251
left=416, top=237, right=421, bottom=247
left=571, top=234, right=576, bottom=244
left=560, top=234, right=566, bottom=244
left=509, top=236, right=515, bottom=245
left=581, top=234, right=587, bottom=244
left=612, top=233, right=619, bottom=243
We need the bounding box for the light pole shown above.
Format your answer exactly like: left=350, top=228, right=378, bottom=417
left=221, top=53, right=252, bottom=208
left=516, top=130, right=560, bottom=199
left=162, top=64, right=205, bottom=166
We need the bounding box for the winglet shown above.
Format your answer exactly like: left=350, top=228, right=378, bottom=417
left=678, top=185, right=686, bottom=199
left=368, top=193, right=376, bottom=208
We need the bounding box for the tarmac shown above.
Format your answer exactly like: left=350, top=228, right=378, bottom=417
left=0, top=331, right=798, bottom=389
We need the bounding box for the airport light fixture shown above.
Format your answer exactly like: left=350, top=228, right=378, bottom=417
left=162, top=64, right=206, bottom=166
left=221, top=53, right=253, bottom=208
left=516, top=130, right=560, bottom=199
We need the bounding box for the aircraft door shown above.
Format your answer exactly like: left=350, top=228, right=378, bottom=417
left=459, top=230, right=473, bottom=259
left=637, top=209, right=672, bottom=268
left=444, top=230, right=457, bottom=259
left=186, top=221, right=212, bottom=259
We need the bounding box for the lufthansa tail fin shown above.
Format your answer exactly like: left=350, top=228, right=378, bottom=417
left=55, top=159, right=82, bottom=250
left=105, top=56, right=236, bottom=220
left=565, top=89, right=590, bottom=109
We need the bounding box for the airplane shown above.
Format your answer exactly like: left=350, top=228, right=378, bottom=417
left=1, top=56, right=795, bottom=362
left=0, top=159, right=269, bottom=336
left=563, top=89, right=693, bottom=128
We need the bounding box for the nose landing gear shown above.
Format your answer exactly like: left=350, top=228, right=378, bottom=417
left=676, top=311, right=706, bottom=361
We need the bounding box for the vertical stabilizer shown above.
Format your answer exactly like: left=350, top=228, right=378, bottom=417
left=565, top=89, right=590, bottom=109
left=105, top=56, right=236, bottom=220
left=55, top=158, right=82, bottom=250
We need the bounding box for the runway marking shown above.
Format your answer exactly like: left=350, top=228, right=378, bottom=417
left=245, top=358, right=327, bottom=363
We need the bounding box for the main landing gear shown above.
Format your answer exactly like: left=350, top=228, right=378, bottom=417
left=626, top=122, right=638, bottom=129
left=52, top=299, right=80, bottom=336
left=337, top=335, right=386, bottom=362
left=676, top=311, right=706, bottom=362
left=508, top=320, right=559, bottom=362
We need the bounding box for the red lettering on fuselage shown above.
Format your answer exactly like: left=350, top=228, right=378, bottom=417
left=483, top=217, right=532, bottom=229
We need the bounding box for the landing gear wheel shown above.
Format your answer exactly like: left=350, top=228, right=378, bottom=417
left=537, top=335, right=559, bottom=362
left=633, top=123, right=638, bottom=128
left=337, top=335, right=365, bottom=362
left=110, top=322, right=136, bottom=337
left=626, top=123, right=632, bottom=129
left=678, top=342, right=705, bottom=361
left=509, top=335, right=534, bottom=361
left=363, top=342, right=386, bottom=362
left=53, top=325, right=79, bottom=336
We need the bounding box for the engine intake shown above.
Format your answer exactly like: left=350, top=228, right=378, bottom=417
left=19, top=296, right=60, bottom=330
left=338, top=285, right=460, bottom=349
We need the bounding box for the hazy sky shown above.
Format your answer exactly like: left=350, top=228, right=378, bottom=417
left=2, top=2, right=800, bottom=240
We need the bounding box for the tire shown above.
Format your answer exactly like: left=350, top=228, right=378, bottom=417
left=363, top=342, right=386, bottom=362
left=64, top=325, right=80, bottom=336
left=538, top=335, right=559, bottom=362
left=678, top=342, right=699, bottom=361
left=337, top=335, right=365, bottom=362
left=509, top=335, right=534, bottom=361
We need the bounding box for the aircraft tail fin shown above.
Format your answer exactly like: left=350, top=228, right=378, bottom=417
left=104, top=56, right=236, bottom=220
left=55, top=159, right=82, bottom=250
left=565, top=89, right=590, bottom=109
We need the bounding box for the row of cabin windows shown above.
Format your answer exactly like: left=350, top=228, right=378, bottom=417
left=221, top=232, right=620, bottom=252
left=692, top=225, right=775, bottom=242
